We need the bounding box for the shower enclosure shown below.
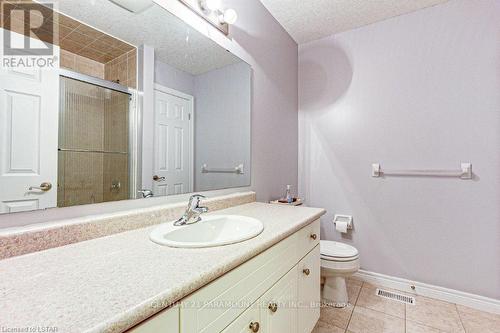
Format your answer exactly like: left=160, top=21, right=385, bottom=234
left=57, top=75, right=131, bottom=208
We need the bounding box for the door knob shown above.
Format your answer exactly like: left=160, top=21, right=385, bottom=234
left=249, top=322, right=260, bottom=332
left=153, top=175, right=166, bottom=181
left=29, top=182, right=52, bottom=192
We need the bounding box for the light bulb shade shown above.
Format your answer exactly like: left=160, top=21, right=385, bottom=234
left=205, top=0, right=221, bottom=11
left=221, top=8, right=238, bottom=24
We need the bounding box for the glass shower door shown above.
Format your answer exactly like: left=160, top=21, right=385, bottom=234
left=58, top=76, right=130, bottom=208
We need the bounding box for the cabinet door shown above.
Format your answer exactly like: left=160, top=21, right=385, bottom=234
left=297, top=246, right=320, bottom=333
left=259, top=266, right=298, bottom=333
left=221, top=304, right=261, bottom=333
left=181, top=233, right=299, bottom=333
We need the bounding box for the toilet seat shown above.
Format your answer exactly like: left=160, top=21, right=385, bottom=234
left=320, top=240, right=359, bottom=262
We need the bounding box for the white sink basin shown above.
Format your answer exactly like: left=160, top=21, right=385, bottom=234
left=149, top=215, right=264, bottom=248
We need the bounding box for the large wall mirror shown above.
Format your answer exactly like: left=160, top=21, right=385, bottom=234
left=0, top=0, right=251, bottom=215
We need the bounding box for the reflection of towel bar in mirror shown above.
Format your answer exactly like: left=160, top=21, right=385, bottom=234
left=371, top=163, right=472, bottom=179
left=201, top=164, right=244, bottom=174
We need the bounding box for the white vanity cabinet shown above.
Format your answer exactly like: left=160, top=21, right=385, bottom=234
left=127, top=220, right=320, bottom=333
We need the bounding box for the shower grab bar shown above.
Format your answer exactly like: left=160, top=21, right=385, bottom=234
left=371, top=163, right=472, bottom=179
left=201, top=163, right=244, bottom=174
left=58, top=148, right=128, bottom=155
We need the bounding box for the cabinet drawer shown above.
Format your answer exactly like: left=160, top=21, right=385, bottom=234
left=296, top=220, right=320, bottom=261
left=127, top=305, right=179, bottom=333
left=297, top=246, right=320, bottom=333
left=181, top=232, right=299, bottom=333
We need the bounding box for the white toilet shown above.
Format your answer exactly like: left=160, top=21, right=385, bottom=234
left=320, top=240, right=360, bottom=307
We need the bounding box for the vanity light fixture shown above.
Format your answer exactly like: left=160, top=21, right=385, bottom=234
left=219, top=8, right=237, bottom=24
left=204, top=0, right=221, bottom=11
left=199, top=0, right=238, bottom=24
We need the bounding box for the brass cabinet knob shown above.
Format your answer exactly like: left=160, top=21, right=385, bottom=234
left=303, top=268, right=311, bottom=276
left=310, top=233, right=317, bottom=240
left=249, top=322, right=260, bottom=332
left=268, top=302, right=278, bottom=313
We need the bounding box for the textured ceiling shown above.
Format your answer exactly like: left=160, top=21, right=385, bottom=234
left=54, top=0, right=241, bottom=75
left=259, top=0, right=451, bottom=44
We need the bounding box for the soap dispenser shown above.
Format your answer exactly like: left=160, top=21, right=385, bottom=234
left=285, top=185, right=293, bottom=203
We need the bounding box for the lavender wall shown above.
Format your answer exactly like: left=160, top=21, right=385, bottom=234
left=194, top=62, right=251, bottom=191
left=154, top=60, right=194, bottom=96
left=225, top=0, right=298, bottom=202
left=298, top=0, right=500, bottom=298
left=153, top=61, right=251, bottom=192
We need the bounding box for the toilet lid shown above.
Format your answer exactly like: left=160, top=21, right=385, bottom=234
left=320, top=240, right=358, bottom=259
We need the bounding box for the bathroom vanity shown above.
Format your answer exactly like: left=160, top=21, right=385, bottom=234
left=130, top=219, right=321, bottom=333
left=0, top=201, right=325, bottom=333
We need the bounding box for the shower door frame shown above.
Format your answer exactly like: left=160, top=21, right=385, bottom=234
left=58, top=68, right=139, bottom=202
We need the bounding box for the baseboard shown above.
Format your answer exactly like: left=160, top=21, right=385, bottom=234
left=353, top=270, right=500, bottom=315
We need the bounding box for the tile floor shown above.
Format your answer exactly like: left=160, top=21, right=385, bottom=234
left=312, top=278, right=500, bottom=333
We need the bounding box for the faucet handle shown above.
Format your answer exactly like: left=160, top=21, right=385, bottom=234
left=188, top=194, right=206, bottom=208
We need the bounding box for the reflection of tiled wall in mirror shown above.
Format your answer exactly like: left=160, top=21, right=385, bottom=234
left=0, top=1, right=137, bottom=89
left=61, top=49, right=137, bottom=88
left=60, top=48, right=137, bottom=89
left=57, top=77, right=130, bottom=208
left=104, top=50, right=137, bottom=89
left=60, top=49, right=105, bottom=79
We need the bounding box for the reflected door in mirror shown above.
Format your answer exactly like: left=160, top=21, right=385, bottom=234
left=0, top=65, right=59, bottom=213
left=153, top=87, right=193, bottom=196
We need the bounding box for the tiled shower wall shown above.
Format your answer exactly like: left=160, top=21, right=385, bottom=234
left=104, top=50, right=137, bottom=89
left=57, top=78, right=130, bottom=208
left=103, top=91, right=130, bottom=203
left=60, top=49, right=105, bottom=79
left=58, top=45, right=135, bottom=208
left=60, top=49, right=137, bottom=89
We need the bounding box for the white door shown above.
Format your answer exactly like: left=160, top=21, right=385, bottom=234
left=260, top=266, right=298, bottom=333
left=0, top=31, right=59, bottom=213
left=153, top=86, right=193, bottom=196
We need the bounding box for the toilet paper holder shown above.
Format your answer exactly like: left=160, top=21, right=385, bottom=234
left=333, top=214, right=353, bottom=230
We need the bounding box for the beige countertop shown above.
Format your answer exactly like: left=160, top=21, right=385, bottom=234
left=0, top=202, right=325, bottom=333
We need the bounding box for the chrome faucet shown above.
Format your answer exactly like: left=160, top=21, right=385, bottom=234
left=174, top=194, right=209, bottom=226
